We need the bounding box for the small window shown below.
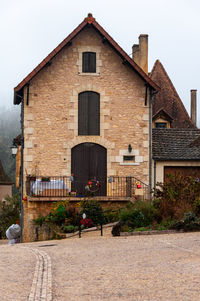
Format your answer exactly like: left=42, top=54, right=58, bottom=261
left=155, top=122, right=167, bottom=128
left=123, top=156, right=135, bottom=162
left=82, top=52, right=96, bottom=73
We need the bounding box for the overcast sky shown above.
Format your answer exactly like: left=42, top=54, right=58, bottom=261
left=1, top=0, right=200, bottom=126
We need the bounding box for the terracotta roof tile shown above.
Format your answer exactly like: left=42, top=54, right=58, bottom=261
left=150, top=60, right=195, bottom=129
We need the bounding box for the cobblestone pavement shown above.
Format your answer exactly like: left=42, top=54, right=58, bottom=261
left=1, top=230, right=200, bottom=300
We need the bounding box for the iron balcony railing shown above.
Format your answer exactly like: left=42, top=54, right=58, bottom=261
left=26, top=175, right=149, bottom=200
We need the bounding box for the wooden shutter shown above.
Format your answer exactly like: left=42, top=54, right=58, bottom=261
left=78, top=92, right=100, bottom=135
left=78, top=92, right=88, bottom=135
left=88, top=92, right=100, bottom=135
left=82, top=52, right=96, bottom=73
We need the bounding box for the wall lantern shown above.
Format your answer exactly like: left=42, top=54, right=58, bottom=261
left=11, top=144, right=18, bottom=158
left=128, top=144, right=132, bottom=153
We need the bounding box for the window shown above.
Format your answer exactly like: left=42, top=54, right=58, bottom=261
left=155, top=122, right=167, bottom=128
left=123, top=156, right=135, bottom=162
left=82, top=52, right=96, bottom=73
left=78, top=91, right=100, bottom=135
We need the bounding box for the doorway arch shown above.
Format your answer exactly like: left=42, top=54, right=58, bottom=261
left=71, top=143, right=107, bottom=196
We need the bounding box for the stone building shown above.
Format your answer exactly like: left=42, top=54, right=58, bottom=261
left=14, top=14, right=159, bottom=241
left=13, top=14, right=200, bottom=241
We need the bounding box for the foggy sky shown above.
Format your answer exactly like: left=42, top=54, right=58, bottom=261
left=1, top=0, right=200, bottom=126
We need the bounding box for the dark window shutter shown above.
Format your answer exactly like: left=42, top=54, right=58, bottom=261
left=78, top=93, right=88, bottom=135
left=78, top=91, right=100, bottom=135
left=82, top=52, right=96, bottom=73
left=88, top=92, right=100, bottom=135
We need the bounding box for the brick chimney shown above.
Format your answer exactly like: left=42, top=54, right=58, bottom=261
left=132, top=34, right=148, bottom=74
left=190, top=89, right=197, bottom=126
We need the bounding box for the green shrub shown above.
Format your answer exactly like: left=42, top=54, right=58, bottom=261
left=130, top=201, right=158, bottom=226
left=0, top=193, right=20, bottom=238
left=119, top=208, right=144, bottom=228
left=171, top=211, right=200, bottom=231
left=61, top=225, right=77, bottom=233
left=80, top=200, right=104, bottom=225
left=33, top=215, right=46, bottom=226
left=103, top=209, right=119, bottom=223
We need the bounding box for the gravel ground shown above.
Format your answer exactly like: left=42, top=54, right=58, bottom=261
left=1, top=230, right=200, bottom=300
left=0, top=243, right=35, bottom=301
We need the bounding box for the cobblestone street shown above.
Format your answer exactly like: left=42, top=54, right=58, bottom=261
left=1, top=230, right=200, bottom=300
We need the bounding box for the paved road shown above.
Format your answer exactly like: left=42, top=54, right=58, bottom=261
left=1, top=230, right=200, bottom=300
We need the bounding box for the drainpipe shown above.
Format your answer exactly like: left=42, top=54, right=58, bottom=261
left=149, top=88, right=156, bottom=198
left=20, top=96, right=24, bottom=242
left=154, top=160, right=156, bottom=190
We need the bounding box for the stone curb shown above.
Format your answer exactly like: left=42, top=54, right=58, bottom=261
left=120, top=230, right=184, bottom=236
left=23, top=247, right=52, bottom=301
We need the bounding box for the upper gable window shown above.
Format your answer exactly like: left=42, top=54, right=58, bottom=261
left=155, top=122, right=167, bottom=128
left=82, top=52, right=96, bottom=73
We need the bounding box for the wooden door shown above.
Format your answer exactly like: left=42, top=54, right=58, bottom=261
left=71, top=143, right=107, bottom=196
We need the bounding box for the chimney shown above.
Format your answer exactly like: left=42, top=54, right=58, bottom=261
left=132, top=34, right=148, bottom=74
left=190, top=89, right=197, bottom=126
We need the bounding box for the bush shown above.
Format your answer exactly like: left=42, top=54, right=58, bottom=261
left=171, top=211, right=200, bottom=232
left=153, top=174, right=200, bottom=220
left=119, top=208, right=144, bottom=228
left=103, top=209, right=120, bottom=223
left=61, top=225, right=78, bottom=233
left=0, top=193, right=20, bottom=238
left=80, top=200, right=104, bottom=225
left=128, top=201, right=158, bottom=226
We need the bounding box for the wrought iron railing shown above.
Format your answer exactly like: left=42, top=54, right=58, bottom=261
left=26, top=175, right=149, bottom=200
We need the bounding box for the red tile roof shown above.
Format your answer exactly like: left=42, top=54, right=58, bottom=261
left=150, top=60, right=196, bottom=128
left=14, top=14, right=159, bottom=104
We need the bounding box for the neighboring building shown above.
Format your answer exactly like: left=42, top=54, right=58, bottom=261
left=14, top=14, right=159, bottom=241
left=152, top=129, right=200, bottom=185
left=150, top=60, right=200, bottom=185
left=0, top=160, right=13, bottom=201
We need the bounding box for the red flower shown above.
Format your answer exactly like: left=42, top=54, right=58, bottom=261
left=80, top=218, right=93, bottom=228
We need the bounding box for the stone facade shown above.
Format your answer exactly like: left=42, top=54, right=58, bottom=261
left=23, top=27, right=149, bottom=184
left=20, top=25, right=150, bottom=241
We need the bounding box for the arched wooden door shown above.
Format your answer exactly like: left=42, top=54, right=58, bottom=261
left=71, top=143, right=107, bottom=196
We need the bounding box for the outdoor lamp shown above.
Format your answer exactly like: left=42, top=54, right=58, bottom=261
left=128, top=144, right=132, bottom=153
left=11, top=144, right=18, bottom=158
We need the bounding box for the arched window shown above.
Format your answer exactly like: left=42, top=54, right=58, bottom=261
left=78, top=91, right=100, bottom=135
left=82, top=52, right=96, bottom=73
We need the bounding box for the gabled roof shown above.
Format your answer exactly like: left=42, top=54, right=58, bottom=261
left=150, top=60, right=196, bottom=129
left=0, top=160, right=12, bottom=185
left=152, top=128, right=200, bottom=161
left=14, top=13, right=159, bottom=104
left=153, top=108, right=173, bottom=121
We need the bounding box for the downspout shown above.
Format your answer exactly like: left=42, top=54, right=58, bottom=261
left=148, top=88, right=153, bottom=197
left=154, top=160, right=156, bottom=190
left=20, top=96, right=24, bottom=242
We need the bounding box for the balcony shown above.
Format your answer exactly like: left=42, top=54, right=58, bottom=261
left=26, top=176, right=149, bottom=201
